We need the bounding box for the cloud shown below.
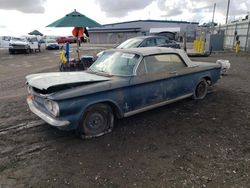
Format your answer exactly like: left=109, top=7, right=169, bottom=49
left=0, top=0, right=46, bottom=13
left=95, top=0, right=249, bottom=22
left=158, top=0, right=250, bottom=22
left=95, top=0, right=155, bottom=17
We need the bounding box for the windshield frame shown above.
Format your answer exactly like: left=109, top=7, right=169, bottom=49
left=88, top=51, right=143, bottom=77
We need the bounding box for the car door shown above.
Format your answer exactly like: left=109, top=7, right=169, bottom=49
left=155, top=37, right=174, bottom=48
left=146, top=53, right=193, bottom=99
left=139, top=38, right=156, bottom=47
left=128, top=53, right=192, bottom=113
left=155, top=37, right=167, bottom=46
left=28, top=37, right=39, bottom=50
left=129, top=57, right=165, bottom=111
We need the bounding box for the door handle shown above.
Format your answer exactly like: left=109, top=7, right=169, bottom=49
left=170, top=71, right=178, bottom=75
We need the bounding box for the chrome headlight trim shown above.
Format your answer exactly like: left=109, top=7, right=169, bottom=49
left=27, top=85, right=32, bottom=94
left=44, top=99, right=60, bottom=117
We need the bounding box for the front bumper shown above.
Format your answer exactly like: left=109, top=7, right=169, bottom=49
left=27, top=97, right=70, bottom=127
left=47, top=45, right=59, bottom=49
left=9, top=45, right=29, bottom=50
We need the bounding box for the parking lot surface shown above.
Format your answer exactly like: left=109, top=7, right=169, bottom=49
left=0, top=45, right=250, bottom=187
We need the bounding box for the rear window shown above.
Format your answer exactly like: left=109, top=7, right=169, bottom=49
left=137, top=54, right=186, bottom=74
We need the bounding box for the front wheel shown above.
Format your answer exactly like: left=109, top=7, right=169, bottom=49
left=193, top=79, right=208, bottom=100
left=26, top=48, right=30, bottom=54
left=78, top=104, right=114, bottom=139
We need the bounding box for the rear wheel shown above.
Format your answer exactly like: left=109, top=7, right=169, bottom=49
left=78, top=104, right=114, bottom=139
left=193, top=79, right=208, bottom=100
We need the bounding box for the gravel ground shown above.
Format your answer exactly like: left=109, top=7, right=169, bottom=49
left=0, top=45, right=250, bottom=187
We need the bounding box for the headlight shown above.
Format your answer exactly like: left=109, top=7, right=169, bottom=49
left=27, top=85, right=32, bottom=94
left=44, top=99, right=60, bottom=117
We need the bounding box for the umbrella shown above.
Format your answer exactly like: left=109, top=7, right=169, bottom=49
left=47, top=9, right=101, bottom=28
left=28, top=30, right=43, bottom=36
left=47, top=9, right=101, bottom=60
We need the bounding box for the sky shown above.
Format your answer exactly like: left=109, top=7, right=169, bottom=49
left=0, top=0, right=249, bottom=36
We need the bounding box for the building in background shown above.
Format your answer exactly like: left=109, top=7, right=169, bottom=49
left=88, top=20, right=199, bottom=44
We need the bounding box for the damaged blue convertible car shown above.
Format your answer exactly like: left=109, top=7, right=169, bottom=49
left=26, top=47, right=221, bottom=138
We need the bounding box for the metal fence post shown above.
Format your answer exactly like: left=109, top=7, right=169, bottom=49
left=183, top=32, right=187, bottom=52
left=224, top=24, right=228, bottom=49
left=244, top=21, right=250, bottom=52
left=232, top=23, right=237, bottom=50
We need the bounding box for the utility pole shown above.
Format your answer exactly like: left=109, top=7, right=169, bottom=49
left=226, top=0, right=230, bottom=24
left=211, top=3, right=216, bottom=33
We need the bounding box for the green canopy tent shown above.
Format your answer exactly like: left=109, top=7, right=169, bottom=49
left=47, top=9, right=101, bottom=60
left=47, top=10, right=101, bottom=28
left=28, top=30, right=43, bottom=36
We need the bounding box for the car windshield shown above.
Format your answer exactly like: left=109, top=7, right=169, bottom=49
left=12, top=37, right=26, bottom=42
left=89, top=51, right=140, bottom=76
left=116, top=38, right=143, bottom=49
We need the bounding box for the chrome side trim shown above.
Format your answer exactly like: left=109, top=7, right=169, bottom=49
left=123, top=93, right=193, bottom=117
left=27, top=98, right=70, bottom=127
left=133, top=55, right=144, bottom=76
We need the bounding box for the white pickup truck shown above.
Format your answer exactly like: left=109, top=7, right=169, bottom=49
left=8, top=36, right=40, bottom=54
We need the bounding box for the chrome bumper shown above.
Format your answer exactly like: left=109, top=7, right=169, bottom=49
left=27, top=97, right=70, bottom=127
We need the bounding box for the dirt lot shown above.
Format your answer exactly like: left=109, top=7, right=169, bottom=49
left=0, top=45, right=250, bottom=188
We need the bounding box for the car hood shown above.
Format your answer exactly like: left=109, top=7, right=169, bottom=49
left=26, top=72, right=111, bottom=90
left=47, top=42, right=58, bottom=45
left=10, top=40, right=28, bottom=45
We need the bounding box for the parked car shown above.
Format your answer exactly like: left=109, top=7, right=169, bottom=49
left=116, top=36, right=181, bottom=49
left=56, top=37, right=67, bottom=44
left=26, top=47, right=221, bottom=138
left=9, top=37, right=31, bottom=54
left=94, top=35, right=181, bottom=63
left=67, top=36, right=77, bottom=43
left=45, top=39, right=60, bottom=50
left=56, top=36, right=76, bottom=44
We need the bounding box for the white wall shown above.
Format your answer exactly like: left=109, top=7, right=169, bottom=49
left=218, top=20, right=250, bottom=52
left=0, top=36, right=10, bottom=48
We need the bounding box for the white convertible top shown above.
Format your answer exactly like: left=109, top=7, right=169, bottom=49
left=108, top=47, right=194, bottom=67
